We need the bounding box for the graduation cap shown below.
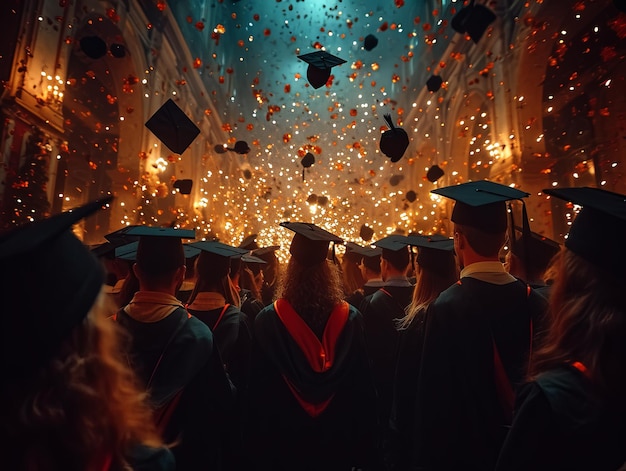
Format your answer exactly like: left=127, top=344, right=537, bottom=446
left=543, top=186, right=626, bottom=277
left=364, top=34, right=378, bottom=51
left=173, top=179, right=193, bottom=195
left=145, top=99, right=200, bottom=154
left=115, top=240, right=139, bottom=261
left=104, top=225, right=141, bottom=245
left=509, top=225, right=560, bottom=278
left=301, top=152, right=315, bottom=181
left=402, top=234, right=456, bottom=277
left=374, top=235, right=411, bottom=270
left=125, top=226, right=195, bottom=276
left=360, top=224, right=375, bottom=242
left=188, top=240, right=250, bottom=277
left=297, top=50, right=346, bottom=89
left=451, top=1, right=497, bottom=43
left=426, top=165, right=445, bottom=182
left=281, top=222, right=343, bottom=267
left=0, top=196, right=112, bottom=379
left=406, top=190, right=417, bottom=203
left=432, top=180, right=529, bottom=234
left=215, top=140, right=250, bottom=155
left=345, top=241, right=382, bottom=272
left=239, top=233, right=260, bottom=250
left=80, top=35, right=107, bottom=59
left=251, top=245, right=281, bottom=258
left=426, top=75, right=443, bottom=92
left=380, top=114, right=409, bottom=162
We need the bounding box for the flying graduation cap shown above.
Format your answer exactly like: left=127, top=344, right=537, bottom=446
left=451, top=0, right=497, bottom=43
left=543, top=186, right=626, bottom=277
left=297, top=50, right=346, bottom=89
left=432, top=180, right=530, bottom=234
left=173, top=179, right=193, bottom=195
left=145, top=99, right=200, bottom=154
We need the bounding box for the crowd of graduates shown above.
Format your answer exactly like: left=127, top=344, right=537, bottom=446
left=1, top=180, right=625, bottom=470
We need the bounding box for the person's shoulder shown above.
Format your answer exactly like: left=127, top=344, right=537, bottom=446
left=180, top=312, right=215, bottom=353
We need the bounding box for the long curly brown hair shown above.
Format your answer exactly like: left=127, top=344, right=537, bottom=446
left=278, top=258, right=345, bottom=336
left=0, top=291, right=162, bottom=470
left=530, top=249, right=626, bottom=400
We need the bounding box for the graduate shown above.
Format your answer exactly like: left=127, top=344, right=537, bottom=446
left=185, top=240, right=253, bottom=394
left=496, top=187, right=626, bottom=470
left=387, top=235, right=457, bottom=470
left=114, top=227, right=236, bottom=470
left=0, top=198, right=174, bottom=470
left=344, top=242, right=384, bottom=308
left=244, top=222, right=381, bottom=470
left=358, top=234, right=414, bottom=441
left=409, top=180, right=548, bottom=470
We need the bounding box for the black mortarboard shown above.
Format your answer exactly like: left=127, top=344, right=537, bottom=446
left=543, top=186, right=626, bottom=277
left=380, top=114, right=409, bottom=162
left=173, top=179, right=193, bottom=195
left=364, top=34, right=378, bottom=51
left=281, top=222, right=343, bottom=266
left=301, top=152, right=315, bottom=181
left=241, top=253, right=267, bottom=265
left=360, top=224, right=375, bottom=242
left=189, top=240, right=250, bottom=277
left=432, top=180, right=529, bottom=234
left=80, top=35, right=107, bottom=59
left=426, top=165, right=445, bottom=182
left=298, top=50, right=346, bottom=89
left=115, top=241, right=139, bottom=261
left=403, top=234, right=456, bottom=277
left=251, top=245, right=281, bottom=257
left=451, top=2, right=496, bottom=43
left=126, top=226, right=195, bottom=276
left=426, top=75, right=443, bottom=92
left=345, top=242, right=382, bottom=272
left=509, top=225, right=560, bottom=276
left=239, top=233, right=260, bottom=250
left=0, top=197, right=112, bottom=379
left=374, top=235, right=411, bottom=270
left=104, top=225, right=141, bottom=245
left=145, top=98, right=201, bottom=154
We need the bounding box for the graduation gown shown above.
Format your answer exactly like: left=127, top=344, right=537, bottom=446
left=359, top=283, right=414, bottom=438
left=406, top=277, right=547, bottom=470
left=496, top=365, right=626, bottom=471
left=186, top=303, right=251, bottom=374
left=116, top=307, right=236, bottom=470
left=244, top=300, right=381, bottom=470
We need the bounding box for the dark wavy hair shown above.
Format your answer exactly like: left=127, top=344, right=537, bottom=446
left=530, top=249, right=626, bottom=400
left=278, top=258, right=345, bottom=335
left=0, top=291, right=162, bottom=470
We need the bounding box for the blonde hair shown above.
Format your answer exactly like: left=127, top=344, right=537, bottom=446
left=397, top=261, right=458, bottom=330
left=1, top=291, right=162, bottom=470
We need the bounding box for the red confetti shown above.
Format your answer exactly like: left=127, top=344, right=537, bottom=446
left=156, top=1, right=166, bottom=12
left=106, top=8, right=120, bottom=23
left=379, top=22, right=389, bottom=31
left=395, top=0, right=405, bottom=6
left=193, top=58, right=202, bottom=69
left=195, top=21, right=205, bottom=32
left=282, top=133, right=291, bottom=143
left=284, top=84, right=291, bottom=93
left=253, top=13, right=260, bottom=21
left=264, top=28, right=271, bottom=36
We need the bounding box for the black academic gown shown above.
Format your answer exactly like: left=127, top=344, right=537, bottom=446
left=405, top=277, right=547, bottom=471
left=239, top=288, right=266, bottom=330
left=359, top=283, right=414, bottom=445
left=345, top=279, right=386, bottom=309
left=186, top=303, right=251, bottom=379
left=496, top=365, right=626, bottom=471
left=244, top=300, right=381, bottom=470
left=116, top=307, right=237, bottom=471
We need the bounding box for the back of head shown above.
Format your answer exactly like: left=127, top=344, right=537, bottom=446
left=382, top=246, right=410, bottom=272
left=136, top=236, right=185, bottom=280
left=0, top=198, right=110, bottom=380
